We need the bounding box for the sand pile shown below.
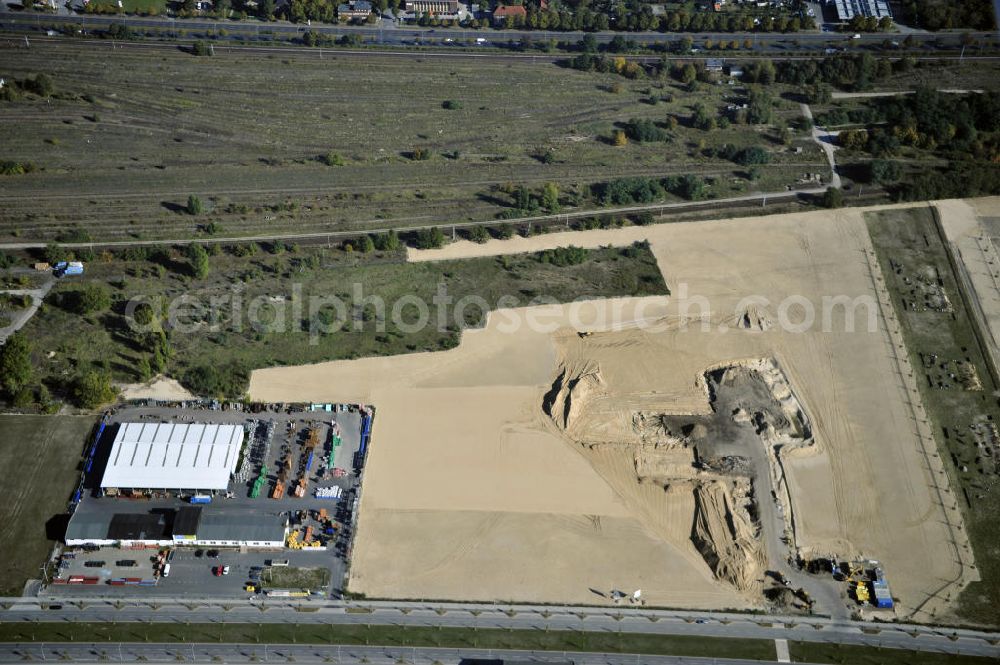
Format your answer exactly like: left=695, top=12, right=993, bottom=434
left=543, top=361, right=604, bottom=434
left=542, top=355, right=786, bottom=595
left=692, top=479, right=765, bottom=593
left=735, top=304, right=774, bottom=331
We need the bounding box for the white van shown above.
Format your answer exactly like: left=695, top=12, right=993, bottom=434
left=162, top=563, right=171, bottom=578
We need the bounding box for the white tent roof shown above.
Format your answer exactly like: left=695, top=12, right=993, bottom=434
left=100, top=422, right=243, bottom=491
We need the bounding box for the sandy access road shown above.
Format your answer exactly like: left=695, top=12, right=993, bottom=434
left=249, top=203, right=973, bottom=616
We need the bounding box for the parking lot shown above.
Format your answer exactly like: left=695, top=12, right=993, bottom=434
left=49, top=547, right=342, bottom=598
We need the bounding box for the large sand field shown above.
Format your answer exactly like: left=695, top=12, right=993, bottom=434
left=249, top=203, right=977, bottom=616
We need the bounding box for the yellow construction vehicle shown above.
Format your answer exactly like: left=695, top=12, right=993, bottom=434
left=855, top=581, right=870, bottom=604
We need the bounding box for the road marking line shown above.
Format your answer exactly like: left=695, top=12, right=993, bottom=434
left=775, top=638, right=790, bottom=662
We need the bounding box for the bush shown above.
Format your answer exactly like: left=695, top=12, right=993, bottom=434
left=320, top=152, right=344, bottom=166
left=623, top=118, right=671, bottom=143
left=442, top=100, right=463, bottom=110
left=733, top=146, right=771, bottom=166
left=664, top=174, right=707, bottom=201
left=870, top=159, right=902, bottom=184
left=0, top=332, right=33, bottom=398
left=413, top=227, right=446, bottom=250
left=73, top=371, right=118, bottom=409
left=821, top=187, right=844, bottom=208
left=70, top=283, right=111, bottom=315
left=186, top=194, right=203, bottom=215
left=0, top=161, right=37, bottom=176
left=23, top=73, right=54, bottom=97
left=594, top=177, right=664, bottom=205
left=539, top=245, right=590, bottom=267
left=182, top=362, right=249, bottom=398
left=187, top=243, right=210, bottom=279
left=468, top=226, right=490, bottom=244
left=373, top=230, right=401, bottom=252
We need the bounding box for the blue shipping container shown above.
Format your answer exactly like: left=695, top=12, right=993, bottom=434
left=190, top=495, right=212, bottom=504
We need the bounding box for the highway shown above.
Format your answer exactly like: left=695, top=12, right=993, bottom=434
left=0, top=642, right=794, bottom=664
left=2, top=597, right=999, bottom=659
left=1, top=9, right=999, bottom=55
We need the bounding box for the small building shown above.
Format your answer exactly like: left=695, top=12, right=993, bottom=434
left=493, top=3, right=527, bottom=25
left=194, top=512, right=288, bottom=548
left=705, top=58, right=725, bottom=73
left=404, top=0, right=458, bottom=14
left=828, top=0, right=891, bottom=21
left=727, top=65, right=743, bottom=79
left=338, top=0, right=372, bottom=19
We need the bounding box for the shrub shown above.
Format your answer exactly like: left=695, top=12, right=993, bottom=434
left=186, top=194, right=203, bottom=215
left=0, top=332, right=33, bottom=398
left=0, top=161, right=37, bottom=176
left=320, top=152, right=344, bottom=166
left=187, top=243, right=210, bottom=279
left=468, top=226, right=490, bottom=244
left=182, top=362, right=249, bottom=398
left=413, top=227, right=446, bottom=250
left=70, top=283, right=111, bottom=315
left=623, top=118, right=671, bottom=143
left=373, top=230, right=401, bottom=252
left=73, top=371, right=118, bottom=409
left=821, top=187, right=844, bottom=208
left=539, top=245, right=589, bottom=267
left=442, top=100, right=463, bottom=110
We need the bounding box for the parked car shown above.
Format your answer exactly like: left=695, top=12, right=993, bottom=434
left=84, top=561, right=105, bottom=568
left=212, top=566, right=223, bottom=577
left=222, top=565, right=230, bottom=575
left=116, top=560, right=136, bottom=567
left=207, top=549, right=219, bottom=558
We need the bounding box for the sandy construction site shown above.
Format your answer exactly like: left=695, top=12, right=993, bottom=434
left=249, top=203, right=979, bottom=616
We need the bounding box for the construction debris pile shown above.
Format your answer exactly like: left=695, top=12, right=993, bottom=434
left=544, top=355, right=818, bottom=597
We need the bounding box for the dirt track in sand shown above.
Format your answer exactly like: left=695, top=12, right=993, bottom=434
left=249, top=202, right=978, bottom=615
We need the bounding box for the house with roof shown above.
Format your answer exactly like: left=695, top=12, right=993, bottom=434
left=405, top=0, right=459, bottom=16
left=493, top=3, right=527, bottom=25
left=338, top=0, right=373, bottom=20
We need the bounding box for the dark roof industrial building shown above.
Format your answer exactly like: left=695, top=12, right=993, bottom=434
left=65, top=507, right=287, bottom=548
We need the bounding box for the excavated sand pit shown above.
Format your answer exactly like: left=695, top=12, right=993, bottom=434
left=249, top=203, right=976, bottom=616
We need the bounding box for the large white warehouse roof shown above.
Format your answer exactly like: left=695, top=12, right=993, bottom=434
left=100, top=422, right=243, bottom=491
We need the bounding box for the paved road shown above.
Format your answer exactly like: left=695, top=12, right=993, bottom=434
left=1, top=9, right=999, bottom=53
left=0, top=269, right=54, bottom=344
left=801, top=103, right=841, bottom=190
left=2, top=598, right=998, bottom=659
left=0, top=642, right=793, bottom=664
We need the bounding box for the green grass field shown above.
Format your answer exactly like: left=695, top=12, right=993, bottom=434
left=0, top=41, right=822, bottom=242
left=867, top=207, right=1000, bottom=627
left=14, top=240, right=667, bottom=401
left=262, top=566, right=331, bottom=590
left=0, top=415, right=95, bottom=596
left=790, top=641, right=996, bottom=665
